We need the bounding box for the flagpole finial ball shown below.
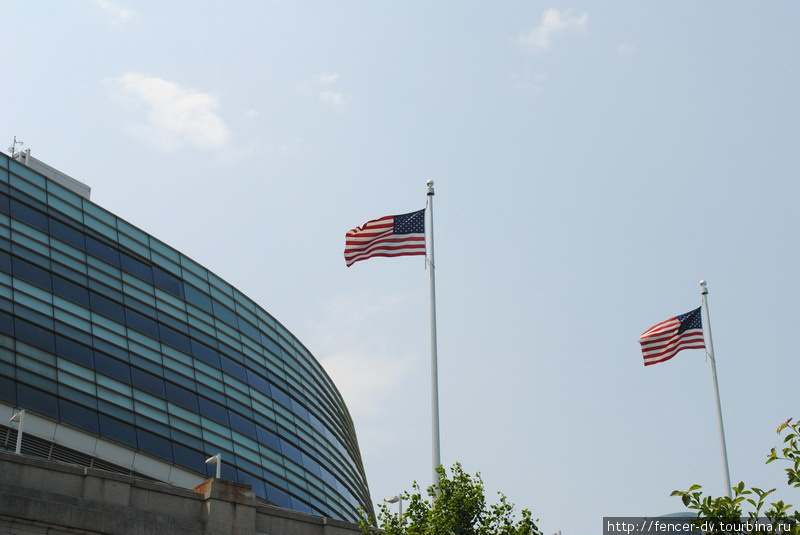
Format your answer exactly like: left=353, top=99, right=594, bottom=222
left=700, top=280, right=707, bottom=287
left=427, top=179, right=434, bottom=187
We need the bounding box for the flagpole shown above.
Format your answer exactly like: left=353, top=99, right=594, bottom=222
left=427, top=179, right=441, bottom=488
left=700, top=280, right=732, bottom=499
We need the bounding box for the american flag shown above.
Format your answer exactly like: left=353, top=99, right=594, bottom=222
left=344, top=209, right=426, bottom=267
left=639, top=307, right=706, bottom=366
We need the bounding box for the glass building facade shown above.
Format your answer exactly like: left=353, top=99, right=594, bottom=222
left=0, top=151, right=373, bottom=522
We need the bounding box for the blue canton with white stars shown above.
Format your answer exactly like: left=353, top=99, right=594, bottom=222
left=393, top=209, right=425, bottom=234
left=677, top=307, right=703, bottom=334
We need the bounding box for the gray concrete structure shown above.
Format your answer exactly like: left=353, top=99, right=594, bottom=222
left=0, top=451, right=363, bottom=535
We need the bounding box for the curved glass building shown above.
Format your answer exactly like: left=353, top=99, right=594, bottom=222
left=0, top=150, right=373, bottom=522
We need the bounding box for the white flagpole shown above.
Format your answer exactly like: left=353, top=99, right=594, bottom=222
left=700, top=280, right=732, bottom=499
left=426, top=180, right=441, bottom=487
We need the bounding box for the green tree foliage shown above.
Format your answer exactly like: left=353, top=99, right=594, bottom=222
left=671, top=419, right=800, bottom=534
left=360, top=463, right=542, bottom=535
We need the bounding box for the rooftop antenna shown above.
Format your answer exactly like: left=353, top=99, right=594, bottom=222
left=8, top=136, right=23, bottom=157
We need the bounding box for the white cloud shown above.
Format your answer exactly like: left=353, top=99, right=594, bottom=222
left=298, top=73, right=346, bottom=108
left=519, top=8, right=588, bottom=53
left=617, top=43, right=636, bottom=57
left=316, top=73, right=340, bottom=85
left=93, top=0, right=136, bottom=23
left=111, top=72, right=231, bottom=152
left=319, top=90, right=345, bottom=108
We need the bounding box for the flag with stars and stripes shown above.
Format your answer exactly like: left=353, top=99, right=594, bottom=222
left=639, top=307, right=706, bottom=366
left=344, top=209, right=426, bottom=267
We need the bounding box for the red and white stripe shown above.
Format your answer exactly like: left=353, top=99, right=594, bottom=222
left=344, top=215, right=425, bottom=267
left=639, top=317, right=705, bottom=366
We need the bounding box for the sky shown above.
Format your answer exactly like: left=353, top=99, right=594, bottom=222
left=2, top=2, right=799, bottom=533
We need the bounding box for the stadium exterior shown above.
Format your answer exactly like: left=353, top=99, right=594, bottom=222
left=0, top=150, right=373, bottom=523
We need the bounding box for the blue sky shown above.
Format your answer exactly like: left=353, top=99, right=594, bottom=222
left=3, top=2, right=799, bottom=533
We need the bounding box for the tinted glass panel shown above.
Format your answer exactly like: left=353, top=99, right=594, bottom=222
left=95, top=352, right=130, bottom=382
left=12, top=257, right=52, bottom=290
left=246, top=370, right=271, bottom=396
left=17, top=384, right=58, bottom=419
left=184, top=284, right=212, bottom=312
left=228, top=411, right=256, bottom=439
left=220, top=356, right=247, bottom=382
left=279, top=438, right=303, bottom=465
left=130, top=367, right=165, bottom=398
left=52, top=275, right=90, bottom=307
left=266, top=483, right=292, bottom=509
left=0, top=192, right=8, bottom=214
left=0, top=310, right=14, bottom=335
left=55, top=335, right=93, bottom=367
left=99, top=414, right=137, bottom=448
left=212, top=300, right=237, bottom=326
left=0, top=251, right=10, bottom=274
left=270, top=386, right=292, bottom=410
left=49, top=219, right=85, bottom=249
left=125, top=309, right=159, bottom=338
left=59, top=399, right=99, bottom=433
left=85, top=236, right=120, bottom=266
left=15, top=318, right=55, bottom=352
left=137, top=428, right=173, bottom=461
left=165, top=381, right=198, bottom=411
left=256, top=425, right=280, bottom=452
left=0, top=376, right=15, bottom=403
left=89, top=292, right=125, bottom=323
left=153, top=267, right=182, bottom=298
left=191, top=340, right=220, bottom=367
left=158, top=324, right=191, bottom=352
left=172, top=443, right=205, bottom=471
left=120, top=253, right=153, bottom=282
left=10, top=199, right=48, bottom=231
left=198, top=396, right=228, bottom=425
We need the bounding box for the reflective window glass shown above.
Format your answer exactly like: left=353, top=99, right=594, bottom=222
left=184, top=284, right=212, bottom=313
left=125, top=308, right=159, bottom=338
left=14, top=318, right=55, bottom=352
left=165, top=381, right=198, bottom=411
left=49, top=218, right=85, bottom=250
left=270, top=385, right=292, bottom=410
left=266, top=483, right=292, bottom=509
left=246, top=369, right=271, bottom=397
left=0, top=310, right=13, bottom=335
left=279, top=438, right=303, bottom=465
left=158, top=324, right=191, bottom=352
left=89, top=292, right=125, bottom=324
left=198, top=396, right=228, bottom=425
left=120, top=253, right=153, bottom=283
left=52, top=277, right=89, bottom=309
left=59, top=399, right=99, bottom=434
left=17, top=383, right=58, bottom=419
left=256, top=425, right=281, bottom=451
left=95, top=352, right=131, bottom=382
left=55, top=335, right=93, bottom=368
left=153, top=267, right=182, bottom=298
left=12, top=257, right=51, bottom=291
left=0, top=192, right=8, bottom=214
left=98, top=414, right=137, bottom=448
left=131, top=367, right=165, bottom=398
left=10, top=199, right=48, bottom=232
left=0, top=251, right=10, bottom=274
left=172, top=443, right=206, bottom=472
left=0, top=376, right=15, bottom=404
left=211, top=300, right=237, bottom=327
left=85, top=236, right=120, bottom=267
left=220, top=356, right=247, bottom=382
left=228, top=411, right=257, bottom=439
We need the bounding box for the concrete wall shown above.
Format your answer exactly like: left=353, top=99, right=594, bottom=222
left=0, top=451, right=364, bottom=535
